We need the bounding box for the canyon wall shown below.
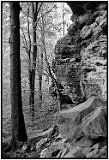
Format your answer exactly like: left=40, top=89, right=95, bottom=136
left=52, top=2, right=107, bottom=107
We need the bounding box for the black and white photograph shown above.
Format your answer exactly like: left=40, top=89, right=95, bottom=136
left=1, top=1, right=108, bottom=158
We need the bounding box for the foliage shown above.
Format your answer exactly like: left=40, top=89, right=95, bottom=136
left=2, top=2, right=72, bottom=143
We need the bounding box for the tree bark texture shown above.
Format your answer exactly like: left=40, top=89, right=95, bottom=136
left=10, top=2, right=27, bottom=148
left=29, top=2, right=38, bottom=116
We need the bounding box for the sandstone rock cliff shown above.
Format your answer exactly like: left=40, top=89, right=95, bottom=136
left=51, top=1, right=107, bottom=106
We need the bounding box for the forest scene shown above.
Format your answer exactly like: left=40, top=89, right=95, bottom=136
left=2, top=1, right=107, bottom=158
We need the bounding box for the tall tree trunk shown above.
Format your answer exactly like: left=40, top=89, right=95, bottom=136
left=62, top=3, right=65, bottom=36
left=41, top=9, right=61, bottom=111
left=38, top=49, right=43, bottom=105
left=29, top=2, right=38, bottom=116
left=9, top=2, right=27, bottom=150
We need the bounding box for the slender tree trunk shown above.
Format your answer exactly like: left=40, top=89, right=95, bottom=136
left=29, top=70, right=34, bottom=114
left=9, top=2, right=27, bottom=150
left=62, top=3, right=65, bottom=36
left=39, top=74, right=42, bottom=101
left=38, top=49, right=43, bottom=104
left=29, top=2, right=38, bottom=116
left=41, top=9, right=61, bottom=111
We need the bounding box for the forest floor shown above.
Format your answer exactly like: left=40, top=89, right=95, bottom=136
left=2, top=109, right=57, bottom=158
left=2, top=108, right=58, bottom=158
left=2, top=96, right=107, bottom=158
left=2, top=86, right=59, bottom=158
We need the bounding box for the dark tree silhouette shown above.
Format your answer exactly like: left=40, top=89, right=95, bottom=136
left=8, top=2, right=27, bottom=150
left=29, top=2, right=38, bottom=116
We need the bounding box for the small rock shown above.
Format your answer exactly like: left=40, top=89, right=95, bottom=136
left=21, top=143, right=28, bottom=152
left=62, top=138, right=67, bottom=144
left=69, top=58, right=75, bottom=62
left=95, top=13, right=107, bottom=28
left=40, top=148, right=50, bottom=158
left=92, top=25, right=102, bottom=36
left=30, top=146, right=35, bottom=151
left=92, top=143, right=100, bottom=150
left=80, top=26, right=92, bottom=39
left=90, top=22, right=97, bottom=30
left=35, top=138, right=48, bottom=150
left=55, top=134, right=63, bottom=142
left=99, top=18, right=107, bottom=28
left=40, top=140, right=65, bottom=158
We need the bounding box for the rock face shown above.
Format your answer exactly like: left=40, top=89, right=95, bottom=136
left=19, top=96, right=107, bottom=158
left=51, top=1, right=107, bottom=107
left=67, top=2, right=107, bottom=16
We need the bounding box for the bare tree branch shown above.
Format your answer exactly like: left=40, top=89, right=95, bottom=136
left=36, top=4, right=57, bottom=26
left=20, top=27, right=28, bottom=51
left=37, top=2, right=43, bottom=15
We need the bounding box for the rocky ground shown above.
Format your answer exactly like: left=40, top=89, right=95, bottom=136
left=2, top=97, right=107, bottom=158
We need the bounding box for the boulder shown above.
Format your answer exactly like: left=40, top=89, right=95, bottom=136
left=40, top=140, right=65, bottom=158
left=35, top=138, right=50, bottom=150
left=40, top=148, right=51, bottom=158
left=27, top=125, right=59, bottom=147
left=57, top=97, right=106, bottom=140
left=82, top=106, right=107, bottom=139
